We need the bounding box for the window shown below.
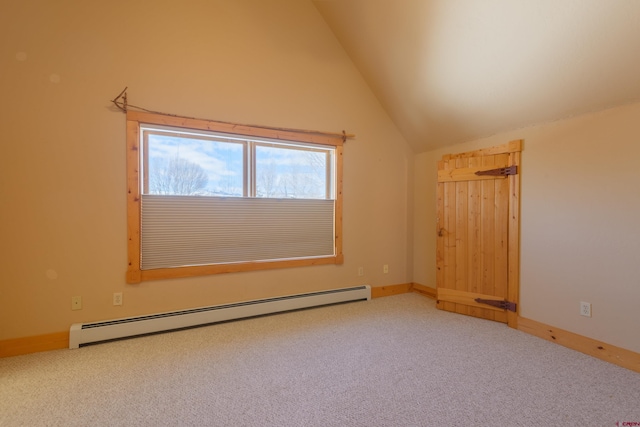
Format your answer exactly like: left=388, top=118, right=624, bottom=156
left=126, top=112, right=344, bottom=283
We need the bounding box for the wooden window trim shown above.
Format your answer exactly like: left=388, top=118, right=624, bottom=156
left=126, top=111, right=344, bottom=284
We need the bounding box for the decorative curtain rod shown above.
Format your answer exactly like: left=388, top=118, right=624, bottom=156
left=110, top=87, right=354, bottom=142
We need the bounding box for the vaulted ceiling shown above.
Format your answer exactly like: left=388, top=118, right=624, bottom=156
left=313, top=0, right=640, bottom=153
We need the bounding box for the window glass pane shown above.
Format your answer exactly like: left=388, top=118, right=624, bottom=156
left=145, top=132, right=244, bottom=197
left=255, top=144, right=331, bottom=199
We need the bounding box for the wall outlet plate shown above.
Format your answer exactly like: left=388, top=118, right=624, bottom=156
left=71, top=296, right=82, bottom=311
left=113, top=292, right=123, bottom=306
left=580, top=301, right=591, bottom=317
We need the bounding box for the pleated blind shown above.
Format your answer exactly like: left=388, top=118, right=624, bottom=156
left=140, top=195, right=335, bottom=270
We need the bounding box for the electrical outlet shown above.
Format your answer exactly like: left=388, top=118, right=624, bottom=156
left=71, top=296, right=82, bottom=311
left=580, top=301, right=591, bottom=317
left=358, top=267, right=364, bottom=277
left=383, top=264, right=389, bottom=274
left=113, top=292, right=123, bottom=306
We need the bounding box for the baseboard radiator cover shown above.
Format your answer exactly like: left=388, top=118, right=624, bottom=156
left=69, top=285, right=371, bottom=349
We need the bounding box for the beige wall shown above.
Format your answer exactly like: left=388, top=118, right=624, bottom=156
left=414, top=102, right=640, bottom=353
left=0, top=0, right=414, bottom=340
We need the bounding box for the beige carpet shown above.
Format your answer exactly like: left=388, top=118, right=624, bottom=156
left=1, top=293, right=639, bottom=426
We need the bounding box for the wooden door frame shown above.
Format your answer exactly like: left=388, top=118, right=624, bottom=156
left=436, top=140, right=522, bottom=329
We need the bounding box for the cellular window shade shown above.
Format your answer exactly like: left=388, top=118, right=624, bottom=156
left=140, top=195, right=335, bottom=270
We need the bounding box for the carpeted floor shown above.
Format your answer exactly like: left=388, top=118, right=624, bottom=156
left=1, top=293, right=639, bottom=426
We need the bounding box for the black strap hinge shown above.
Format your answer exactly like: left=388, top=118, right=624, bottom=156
left=475, top=165, right=517, bottom=177
left=474, top=298, right=517, bottom=312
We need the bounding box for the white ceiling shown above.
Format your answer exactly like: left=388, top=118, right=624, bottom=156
left=313, top=0, right=640, bottom=153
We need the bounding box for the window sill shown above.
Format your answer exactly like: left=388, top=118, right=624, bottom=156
left=127, top=254, right=344, bottom=284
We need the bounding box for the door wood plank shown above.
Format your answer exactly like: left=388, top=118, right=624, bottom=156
left=442, top=160, right=457, bottom=312
left=480, top=154, right=496, bottom=320
left=454, top=158, right=470, bottom=315
left=493, top=154, right=510, bottom=324
left=507, top=150, right=522, bottom=328
left=436, top=161, right=445, bottom=309
left=467, top=155, right=482, bottom=318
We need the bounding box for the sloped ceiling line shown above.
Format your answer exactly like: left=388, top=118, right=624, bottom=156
left=314, top=0, right=640, bottom=153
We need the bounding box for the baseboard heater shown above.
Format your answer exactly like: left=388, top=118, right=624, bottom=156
left=69, top=285, right=370, bottom=349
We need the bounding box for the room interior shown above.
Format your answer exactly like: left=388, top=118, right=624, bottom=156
left=1, top=0, right=639, bottom=376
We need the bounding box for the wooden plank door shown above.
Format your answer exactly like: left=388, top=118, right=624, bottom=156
left=436, top=140, right=521, bottom=328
